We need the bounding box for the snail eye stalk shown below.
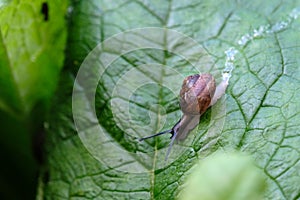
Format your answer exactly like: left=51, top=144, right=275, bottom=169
left=138, top=129, right=173, bottom=142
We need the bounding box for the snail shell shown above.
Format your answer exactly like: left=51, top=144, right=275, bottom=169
left=180, top=74, right=216, bottom=115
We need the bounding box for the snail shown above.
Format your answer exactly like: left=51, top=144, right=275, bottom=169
left=139, top=73, right=229, bottom=160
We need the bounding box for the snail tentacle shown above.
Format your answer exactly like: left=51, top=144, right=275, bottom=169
left=138, top=129, right=172, bottom=142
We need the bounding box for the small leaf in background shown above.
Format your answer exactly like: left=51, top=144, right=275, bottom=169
left=0, top=0, right=67, bottom=199
left=0, top=0, right=67, bottom=117
left=179, top=152, right=266, bottom=200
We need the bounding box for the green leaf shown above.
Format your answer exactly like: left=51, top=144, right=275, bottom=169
left=0, top=0, right=67, bottom=116
left=0, top=0, right=67, bottom=199
left=41, top=1, right=300, bottom=200
left=179, top=152, right=266, bottom=200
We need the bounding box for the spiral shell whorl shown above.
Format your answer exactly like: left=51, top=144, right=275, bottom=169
left=179, top=74, right=216, bottom=115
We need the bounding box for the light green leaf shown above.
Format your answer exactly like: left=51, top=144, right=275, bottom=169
left=179, top=152, right=266, bottom=200
left=41, top=1, right=300, bottom=200
left=0, top=0, right=67, bottom=116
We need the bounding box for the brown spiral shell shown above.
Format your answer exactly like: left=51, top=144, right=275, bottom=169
left=179, top=73, right=216, bottom=115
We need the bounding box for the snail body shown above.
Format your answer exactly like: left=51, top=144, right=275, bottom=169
left=139, top=73, right=228, bottom=160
